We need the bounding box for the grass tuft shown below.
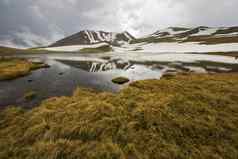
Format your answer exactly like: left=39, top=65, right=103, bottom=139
left=24, top=91, right=37, bottom=100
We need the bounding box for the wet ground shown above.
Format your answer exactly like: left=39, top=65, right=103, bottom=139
left=0, top=52, right=238, bottom=108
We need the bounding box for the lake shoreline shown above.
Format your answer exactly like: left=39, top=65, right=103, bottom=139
left=1, top=73, right=238, bottom=158
left=1, top=52, right=238, bottom=108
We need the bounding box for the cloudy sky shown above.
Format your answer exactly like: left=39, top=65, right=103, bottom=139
left=0, top=0, right=238, bottom=48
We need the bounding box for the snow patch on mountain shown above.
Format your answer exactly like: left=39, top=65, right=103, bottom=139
left=123, top=31, right=134, bottom=41
left=49, top=30, right=135, bottom=47
left=110, top=41, right=238, bottom=53
left=150, top=28, right=190, bottom=38
left=84, top=30, right=94, bottom=43
left=96, top=31, right=104, bottom=41
left=191, top=28, right=218, bottom=36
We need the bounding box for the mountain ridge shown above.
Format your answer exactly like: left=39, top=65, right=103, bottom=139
left=1, top=26, right=238, bottom=51
left=49, top=30, right=135, bottom=47
left=130, top=26, right=238, bottom=44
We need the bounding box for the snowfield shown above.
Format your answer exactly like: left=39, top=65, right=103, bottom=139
left=191, top=28, right=218, bottom=36
left=40, top=26, right=238, bottom=53
left=42, top=41, right=238, bottom=54
left=151, top=28, right=189, bottom=37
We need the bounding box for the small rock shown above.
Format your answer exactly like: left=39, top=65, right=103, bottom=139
left=112, top=77, right=130, bottom=84
left=59, top=72, right=64, bottom=75
left=27, top=79, right=33, bottom=82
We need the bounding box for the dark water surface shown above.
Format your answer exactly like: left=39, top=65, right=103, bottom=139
left=1, top=52, right=238, bottom=108
left=0, top=59, right=124, bottom=108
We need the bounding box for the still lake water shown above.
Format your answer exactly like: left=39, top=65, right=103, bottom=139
left=0, top=52, right=238, bottom=108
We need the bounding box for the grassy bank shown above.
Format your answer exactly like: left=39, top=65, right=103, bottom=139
left=79, top=45, right=113, bottom=53
left=0, top=45, right=113, bottom=54
left=0, top=46, right=59, bottom=55
left=0, top=73, right=238, bottom=158
left=0, top=58, right=49, bottom=80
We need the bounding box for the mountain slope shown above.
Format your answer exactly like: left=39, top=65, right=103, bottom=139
left=41, top=26, right=238, bottom=53
left=49, top=30, right=135, bottom=47
left=130, top=26, right=238, bottom=44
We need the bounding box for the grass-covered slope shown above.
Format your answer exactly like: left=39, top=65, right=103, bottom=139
left=0, top=73, right=238, bottom=159
left=0, top=46, right=23, bottom=54
left=0, top=58, right=49, bottom=80
left=182, top=36, right=238, bottom=44
left=79, top=44, right=113, bottom=53
left=0, top=46, right=59, bottom=54
left=131, top=35, right=238, bottom=45
left=213, top=27, right=238, bottom=35
left=130, top=26, right=238, bottom=45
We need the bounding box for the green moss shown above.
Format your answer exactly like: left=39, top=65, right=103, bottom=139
left=0, top=46, right=61, bottom=55
left=30, top=62, right=50, bottom=70
left=112, top=77, right=130, bottom=84
left=24, top=91, right=37, bottom=100
left=0, top=73, right=238, bottom=159
left=79, top=45, right=113, bottom=53
left=0, top=46, right=22, bottom=54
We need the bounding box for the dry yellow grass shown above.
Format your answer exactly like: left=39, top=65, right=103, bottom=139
left=0, top=73, right=238, bottom=159
left=79, top=45, right=113, bottom=53
left=0, top=58, right=49, bottom=80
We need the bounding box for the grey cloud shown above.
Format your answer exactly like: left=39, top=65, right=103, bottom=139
left=0, top=0, right=238, bottom=48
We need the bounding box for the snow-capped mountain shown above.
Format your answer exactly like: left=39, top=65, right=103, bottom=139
left=49, top=30, right=135, bottom=47
left=41, top=26, right=238, bottom=53
left=1, top=26, right=238, bottom=51
left=150, top=27, right=191, bottom=37
left=131, top=26, right=238, bottom=44
left=150, top=26, right=238, bottom=38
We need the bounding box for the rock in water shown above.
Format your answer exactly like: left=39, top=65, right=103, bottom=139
left=112, top=77, right=130, bottom=84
